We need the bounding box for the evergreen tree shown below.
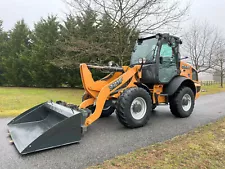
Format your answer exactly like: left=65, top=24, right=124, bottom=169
left=57, top=9, right=103, bottom=67
left=31, top=15, right=63, bottom=87
left=0, top=12, right=139, bottom=87
left=56, top=11, right=102, bottom=87
left=1, top=20, right=32, bottom=86
left=55, top=10, right=138, bottom=68
left=0, top=20, right=8, bottom=85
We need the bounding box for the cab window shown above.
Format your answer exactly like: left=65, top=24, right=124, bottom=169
left=160, top=44, right=172, bottom=58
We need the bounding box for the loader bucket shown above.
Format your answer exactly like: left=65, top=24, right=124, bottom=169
left=8, top=102, right=85, bottom=154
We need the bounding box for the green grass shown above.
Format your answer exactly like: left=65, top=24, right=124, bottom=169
left=0, top=87, right=84, bottom=117
left=0, top=84, right=224, bottom=117
left=89, top=118, right=225, bottom=169
left=201, top=84, right=225, bottom=95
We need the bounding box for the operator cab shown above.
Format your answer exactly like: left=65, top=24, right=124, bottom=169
left=130, top=33, right=182, bottom=85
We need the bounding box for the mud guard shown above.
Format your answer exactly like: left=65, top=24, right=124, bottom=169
left=164, top=76, right=196, bottom=96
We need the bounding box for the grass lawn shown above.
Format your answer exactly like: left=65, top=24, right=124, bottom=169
left=0, top=84, right=224, bottom=117
left=89, top=118, right=225, bottom=169
left=0, top=87, right=84, bottom=117
left=201, top=84, right=225, bottom=95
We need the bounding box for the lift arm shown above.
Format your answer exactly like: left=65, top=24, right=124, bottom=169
left=79, top=63, right=141, bottom=126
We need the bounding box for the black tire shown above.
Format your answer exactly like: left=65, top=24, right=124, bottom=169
left=152, top=104, right=157, bottom=110
left=169, top=87, right=195, bottom=118
left=100, top=104, right=115, bottom=117
left=82, top=93, right=115, bottom=118
left=116, top=87, right=152, bottom=128
left=82, top=92, right=90, bottom=102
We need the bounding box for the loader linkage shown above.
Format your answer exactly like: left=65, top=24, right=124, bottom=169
left=7, top=64, right=141, bottom=154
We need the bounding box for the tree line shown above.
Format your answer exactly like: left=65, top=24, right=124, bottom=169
left=8, top=0, right=225, bottom=88
left=0, top=0, right=189, bottom=88
left=1, top=0, right=224, bottom=88
left=0, top=11, right=137, bottom=87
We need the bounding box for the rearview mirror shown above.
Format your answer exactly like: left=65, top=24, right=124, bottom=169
left=180, top=56, right=188, bottom=60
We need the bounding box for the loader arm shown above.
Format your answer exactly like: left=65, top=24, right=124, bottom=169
left=79, top=63, right=141, bottom=126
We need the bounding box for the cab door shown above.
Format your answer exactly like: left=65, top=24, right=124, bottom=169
left=158, top=43, right=179, bottom=83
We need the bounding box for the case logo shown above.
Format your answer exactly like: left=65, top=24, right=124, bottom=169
left=109, top=78, right=123, bottom=91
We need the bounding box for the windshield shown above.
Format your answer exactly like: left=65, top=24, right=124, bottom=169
left=130, top=38, right=158, bottom=65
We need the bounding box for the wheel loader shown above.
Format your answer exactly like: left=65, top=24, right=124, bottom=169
left=7, top=33, right=201, bottom=154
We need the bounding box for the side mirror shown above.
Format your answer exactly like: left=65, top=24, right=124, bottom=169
left=180, top=56, right=188, bottom=60
left=159, top=57, right=163, bottom=64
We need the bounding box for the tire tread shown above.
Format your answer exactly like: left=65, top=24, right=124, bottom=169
left=169, top=87, right=195, bottom=118
left=116, top=87, right=152, bottom=128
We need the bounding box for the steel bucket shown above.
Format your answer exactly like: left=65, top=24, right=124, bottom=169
left=8, top=102, right=83, bottom=154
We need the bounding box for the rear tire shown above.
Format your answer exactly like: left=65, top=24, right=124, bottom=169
left=99, top=101, right=115, bottom=117
left=82, top=93, right=115, bottom=118
left=116, top=87, right=152, bottom=128
left=169, top=87, right=195, bottom=118
left=152, top=104, right=157, bottom=111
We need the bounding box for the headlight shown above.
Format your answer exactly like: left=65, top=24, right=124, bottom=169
left=138, top=58, right=146, bottom=64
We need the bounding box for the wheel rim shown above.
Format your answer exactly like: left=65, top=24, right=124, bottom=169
left=182, top=94, right=192, bottom=111
left=130, top=97, right=147, bottom=120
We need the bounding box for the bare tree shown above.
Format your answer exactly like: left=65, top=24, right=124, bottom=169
left=65, top=0, right=190, bottom=33
left=184, top=21, right=221, bottom=73
left=212, top=39, right=225, bottom=88
left=63, top=0, right=190, bottom=65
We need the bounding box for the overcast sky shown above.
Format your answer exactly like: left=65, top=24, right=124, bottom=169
left=0, top=0, right=225, bottom=32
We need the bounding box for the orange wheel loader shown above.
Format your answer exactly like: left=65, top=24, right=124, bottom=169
left=7, top=33, right=201, bottom=154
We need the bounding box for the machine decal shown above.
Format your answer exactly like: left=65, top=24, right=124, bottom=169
left=109, top=77, right=123, bottom=91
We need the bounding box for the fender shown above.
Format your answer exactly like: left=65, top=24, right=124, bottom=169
left=164, top=76, right=196, bottom=96
left=134, top=82, right=151, bottom=95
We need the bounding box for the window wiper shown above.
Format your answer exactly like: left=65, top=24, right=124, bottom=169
left=143, top=48, right=156, bottom=63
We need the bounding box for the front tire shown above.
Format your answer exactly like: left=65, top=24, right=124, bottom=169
left=116, top=87, right=152, bottom=128
left=169, top=87, right=195, bottom=118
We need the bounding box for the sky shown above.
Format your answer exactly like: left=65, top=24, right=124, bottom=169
left=1, top=0, right=221, bottom=81
left=0, top=0, right=225, bottom=32
left=188, top=0, right=225, bottom=30
left=0, top=0, right=68, bottom=30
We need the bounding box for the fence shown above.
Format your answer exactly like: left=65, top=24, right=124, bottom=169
left=200, top=81, right=220, bottom=86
